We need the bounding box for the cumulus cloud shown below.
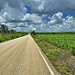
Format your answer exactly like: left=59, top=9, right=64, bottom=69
left=1, top=12, right=75, bottom=32
left=0, top=0, right=75, bottom=14
left=18, top=23, right=28, bottom=27
left=28, top=13, right=75, bottom=32
left=0, top=16, right=4, bottom=22
left=48, top=12, right=63, bottom=24
left=47, top=12, right=75, bottom=32
left=0, top=0, right=75, bottom=32
left=21, top=14, right=42, bottom=24
left=24, top=0, right=75, bottom=14
left=63, top=16, right=75, bottom=30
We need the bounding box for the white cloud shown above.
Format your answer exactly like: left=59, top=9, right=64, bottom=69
left=47, top=12, right=75, bottom=32
left=0, top=11, right=75, bottom=32
left=0, top=16, right=4, bottom=22
left=21, top=13, right=42, bottom=24
left=63, top=16, right=75, bottom=30
left=18, top=22, right=28, bottom=27
left=0, top=0, right=75, bottom=14
left=24, top=0, right=75, bottom=14
left=0, top=3, right=27, bottom=22
left=48, top=12, right=63, bottom=24
left=0, top=0, right=75, bottom=32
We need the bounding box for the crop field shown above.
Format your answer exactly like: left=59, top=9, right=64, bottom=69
left=35, top=33, right=75, bottom=55
left=32, top=33, right=75, bottom=75
left=0, top=32, right=28, bottom=43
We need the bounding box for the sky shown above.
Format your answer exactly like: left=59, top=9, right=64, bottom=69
left=0, top=0, right=75, bottom=32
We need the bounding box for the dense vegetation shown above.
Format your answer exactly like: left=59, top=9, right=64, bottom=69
left=35, top=34, right=75, bottom=55
left=30, top=31, right=36, bottom=35
left=32, top=33, right=75, bottom=75
left=0, top=32, right=27, bottom=43
left=0, top=24, right=28, bottom=43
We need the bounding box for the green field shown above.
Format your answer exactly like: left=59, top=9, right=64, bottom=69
left=0, top=32, right=28, bottom=43
left=32, top=33, right=75, bottom=75
left=35, top=34, right=75, bottom=55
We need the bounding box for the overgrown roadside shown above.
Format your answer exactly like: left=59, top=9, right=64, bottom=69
left=0, top=24, right=28, bottom=43
left=0, top=32, right=28, bottom=43
left=32, top=34, right=75, bottom=75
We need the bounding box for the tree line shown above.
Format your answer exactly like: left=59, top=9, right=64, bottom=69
left=0, top=24, right=16, bottom=33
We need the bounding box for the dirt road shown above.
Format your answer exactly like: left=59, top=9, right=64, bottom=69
left=0, top=34, right=59, bottom=75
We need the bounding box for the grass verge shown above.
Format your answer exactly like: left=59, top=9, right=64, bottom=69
left=32, top=35, right=75, bottom=75
left=0, top=32, right=28, bottom=43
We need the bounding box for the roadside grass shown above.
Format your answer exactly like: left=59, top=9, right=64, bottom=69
left=32, top=35, right=75, bottom=75
left=0, top=32, right=28, bottom=43
left=35, top=34, right=75, bottom=56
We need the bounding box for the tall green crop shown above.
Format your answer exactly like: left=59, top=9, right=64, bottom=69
left=36, top=34, right=75, bottom=55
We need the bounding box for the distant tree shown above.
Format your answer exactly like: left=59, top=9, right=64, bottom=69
left=31, top=31, right=36, bottom=35
left=0, top=27, right=1, bottom=32
left=0, top=25, right=9, bottom=33
left=10, top=29, right=16, bottom=33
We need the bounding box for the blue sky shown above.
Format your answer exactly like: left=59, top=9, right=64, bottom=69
left=0, top=0, right=75, bottom=32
